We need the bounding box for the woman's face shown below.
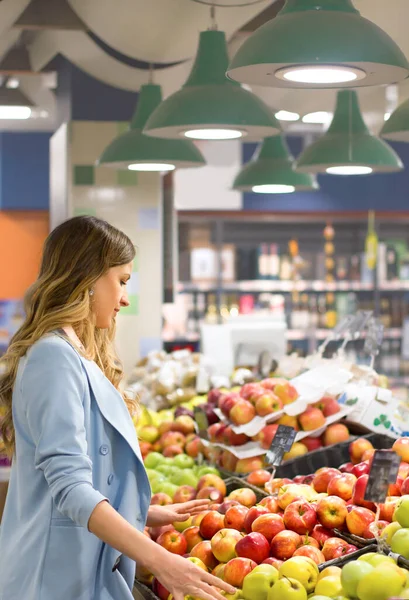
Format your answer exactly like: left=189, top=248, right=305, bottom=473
left=92, top=262, right=133, bottom=328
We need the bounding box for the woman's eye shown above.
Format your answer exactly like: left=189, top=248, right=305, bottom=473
left=121, top=280, right=128, bottom=286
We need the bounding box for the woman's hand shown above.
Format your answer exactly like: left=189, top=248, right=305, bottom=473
left=153, top=551, right=236, bottom=600
left=147, top=499, right=211, bottom=528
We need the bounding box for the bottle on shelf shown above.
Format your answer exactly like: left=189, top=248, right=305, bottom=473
left=205, top=294, right=218, bottom=324
left=257, top=244, right=270, bottom=280
left=325, top=293, right=337, bottom=329
left=268, top=244, right=280, bottom=280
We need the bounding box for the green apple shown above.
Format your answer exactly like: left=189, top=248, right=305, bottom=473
left=173, top=454, right=195, bottom=469
left=394, top=497, right=409, bottom=527
left=314, top=577, right=343, bottom=599
left=356, top=565, right=405, bottom=600
left=197, top=466, right=220, bottom=477
left=145, top=469, right=165, bottom=482
left=391, top=528, right=409, bottom=559
left=144, top=452, right=166, bottom=469
left=224, top=591, right=245, bottom=600
left=308, top=597, right=333, bottom=600
left=242, top=565, right=279, bottom=600
left=170, top=469, right=198, bottom=488
left=268, top=577, right=307, bottom=600
left=341, top=561, right=374, bottom=598
left=279, top=557, right=318, bottom=594
left=173, top=516, right=193, bottom=532
left=358, top=553, right=396, bottom=567
left=381, top=521, right=402, bottom=545
left=159, top=482, right=179, bottom=499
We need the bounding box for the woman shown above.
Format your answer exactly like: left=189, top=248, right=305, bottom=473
left=0, top=216, right=235, bottom=600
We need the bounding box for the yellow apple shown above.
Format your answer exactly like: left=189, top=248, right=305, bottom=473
left=242, top=565, right=279, bottom=600
left=318, top=567, right=342, bottom=582
left=268, top=577, right=307, bottom=600
left=356, top=565, right=405, bottom=600
left=279, top=557, right=318, bottom=594
left=381, top=522, right=402, bottom=545
left=314, top=576, right=344, bottom=598
left=341, top=561, right=374, bottom=598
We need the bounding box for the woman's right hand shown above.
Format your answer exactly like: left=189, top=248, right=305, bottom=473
left=153, top=552, right=237, bottom=600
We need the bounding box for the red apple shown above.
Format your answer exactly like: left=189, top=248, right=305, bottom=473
left=274, top=382, right=299, bottom=405
left=311, top=524, right=333, bottom=548
left=190, top=540, right=219, bottom=570
left=224, top=505, right=249, bottom=531
left=223, top=426, right=250, bottom=447
left=148, top=524, right=174, bottom=542
left=322, top=537, right=348, bottom=561
left=210, top=528, right=244, bottom=563
left=351, top=475, right=376, bottom=511
left=400, top=477, right=409, bottom=495
left=270, top=530, right=301, bottom=560
left=256, top=424, right=279, bottom=450
left=152, top=578, right=170, bottom=600
left=327, top=473, right=357, bottom=501
left=224, top=557, right=257, bottom=588
left=208, top=423, right=228, bottom=443
left=312, top=467, right=341, bottom=493
left=255, top=392, right=283, bottom=417
left=351, top=461, right=370, bottom=478
left=322, top=423, right=350, bottom=446
left=259, top=496, right=279, bottom=513
left=197, top=475, right=227, bottom=497
left=277, top=414, right=299, bottom=430
left=293, top=545, right=326, bottom=565
left=172, top=415, right=196, bottom=436
left=379, top=496, right=400, bottom=522
left=230, top=400, right=256, bottom=426
left=299, top=407, right=326, bottom=431
left=266, top=478, right=293, bottom=494
left=361, top=449, right=375, bottom=462
left=393, top=437, right=409, bottom=462
left=262, top=557, right=283, bottom=569
left=246, top=470, right=271, bottom=487
left=315, top=396, right=341, bottom=417
left=199, top=511, right=225, bottom=539
left=283, top=500, right=317, bottom=534
left=191, top=511, right=210, bottom=528
left=302, top=437, right=323, bottom=452
left=362, top=519, right=389, bottom=539
left=162, top=444, right=184, bottom=458
left=316, top=495, right=348, bottom=529
left=235, top=456, right=264, bottom=475
left=251, top=513, right=285, bottom=541
left=399, top=462, right=409, bottom=479
left=150, top=493, right=173, bottom=506
left=197, top=487, right=224, bottom=503
left=212, top=563, right=226, bottom=580
left=220, top=450, right=238, bottom=473
left=236, top=532, right=270, bottom=564
left=240, top=383, right=264, bottom=401
left=158, top=422, right=173, bottom=436
left=243, top=505, right=270, bottom=534
left=183, top=526, right=204, bottom=552
left=207, top=388, right=223, bottom=406
left=299, top=534, right=320, bottom=548
left=173, top=485, right=197, bottom=503
left=185, top=436, right=202, bottom=458
left=228, top=488, right=257, bottom=508
left=157, top=530, right=187, bottom=555
left=218, top=500, right=240, bottom=515
left=388, top=476, right=403, bottom=497
left=219, top=392, right=241, bottom=417
left=160, top=431, right=186, bottom=448
left=346, top=506, right=376, bottom=537
left=349, top=438, right=374, bottom=464
left=339, top=462, right=355, bottom=474
left=260, top=377, right=287, bottom=391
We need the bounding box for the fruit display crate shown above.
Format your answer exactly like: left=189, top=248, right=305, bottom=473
left=133, top=579, right=158, bottom=600
left=317, top=543, right=378, bottom=572
left=270, top=433, right=395, bottom=479
left=224, top=476, right=269, bottom=502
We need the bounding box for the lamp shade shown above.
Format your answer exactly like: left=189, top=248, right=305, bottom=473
left=227, top=0, right=409, bottom=88
left=295, top=90, right=403, bottom=175
left=144, top=30, right=280, bottom=141
left=233, top=134, right=318, bottom=192
left=97, top=84, right=205, bottom=171
left=381, top=99, right=409, bottom=143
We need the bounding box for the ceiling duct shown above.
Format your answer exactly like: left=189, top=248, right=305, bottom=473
left=14, top=0, right=87, bottom=31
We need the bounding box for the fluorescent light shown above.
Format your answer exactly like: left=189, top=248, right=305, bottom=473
left=6, top=78, right=19, bottom=89
left=302, top=111, right=333, bottom=124
left=276, top=65, right=365, bottom=85
left=275, top=110, right=300, bottom=121
left=384, top=112, right=391, bottom=121
left=0, top=106, right=31, bottom=119
left=184, top=128, right=243, bottom=140
left=326, top=166, right=373, bottom=175
left=252, top=184, right=295, bottom=193
left=128, top=163, right=175, bottom=172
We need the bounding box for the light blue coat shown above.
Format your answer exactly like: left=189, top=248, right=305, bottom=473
left=0, top=332, right=151, bottom=600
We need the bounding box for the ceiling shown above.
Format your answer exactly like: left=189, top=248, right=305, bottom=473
left=1, top=0, right=409, bottom=134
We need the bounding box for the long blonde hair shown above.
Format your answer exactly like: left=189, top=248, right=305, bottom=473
left=0, top=216, right=137, bottom=456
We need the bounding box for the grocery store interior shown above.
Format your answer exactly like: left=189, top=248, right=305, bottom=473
left=4, top=1, right=409, bottom=598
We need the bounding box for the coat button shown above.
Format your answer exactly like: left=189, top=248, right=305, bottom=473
left=136, top=513, right=142, bottom=522
left=100, top=444, right=109, bottom=455
left=107, top=474, right=114, bottom=485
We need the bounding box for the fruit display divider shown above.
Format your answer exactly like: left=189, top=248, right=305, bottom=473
left=316, top=544, right=378, bottom=572
left=269, top=432, right=395, bottom=479
left=333, top=528, right=371, bottom=548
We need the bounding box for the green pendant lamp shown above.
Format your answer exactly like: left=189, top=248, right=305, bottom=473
left=144, top=29, right=280, bottom=141
left=97, top=83, right=206, bottom=172
left=381, top=99, right=409, bottom=142
left=233, top=134, right=318, bottom=193
left=295, top=90, right=403, bottom=176
left=227, top=0, right=409, bottom=88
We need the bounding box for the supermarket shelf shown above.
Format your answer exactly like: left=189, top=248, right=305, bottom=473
left=163, top=328, right=402, bottom=344
left=178, top=280, right=409, bottom=294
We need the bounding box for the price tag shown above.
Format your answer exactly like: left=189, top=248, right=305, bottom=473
left=265, top=425, right=296, bottom=467
left=364, top=450, right=401, bottom=504
left=194, top=407, right=209, bottom=441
